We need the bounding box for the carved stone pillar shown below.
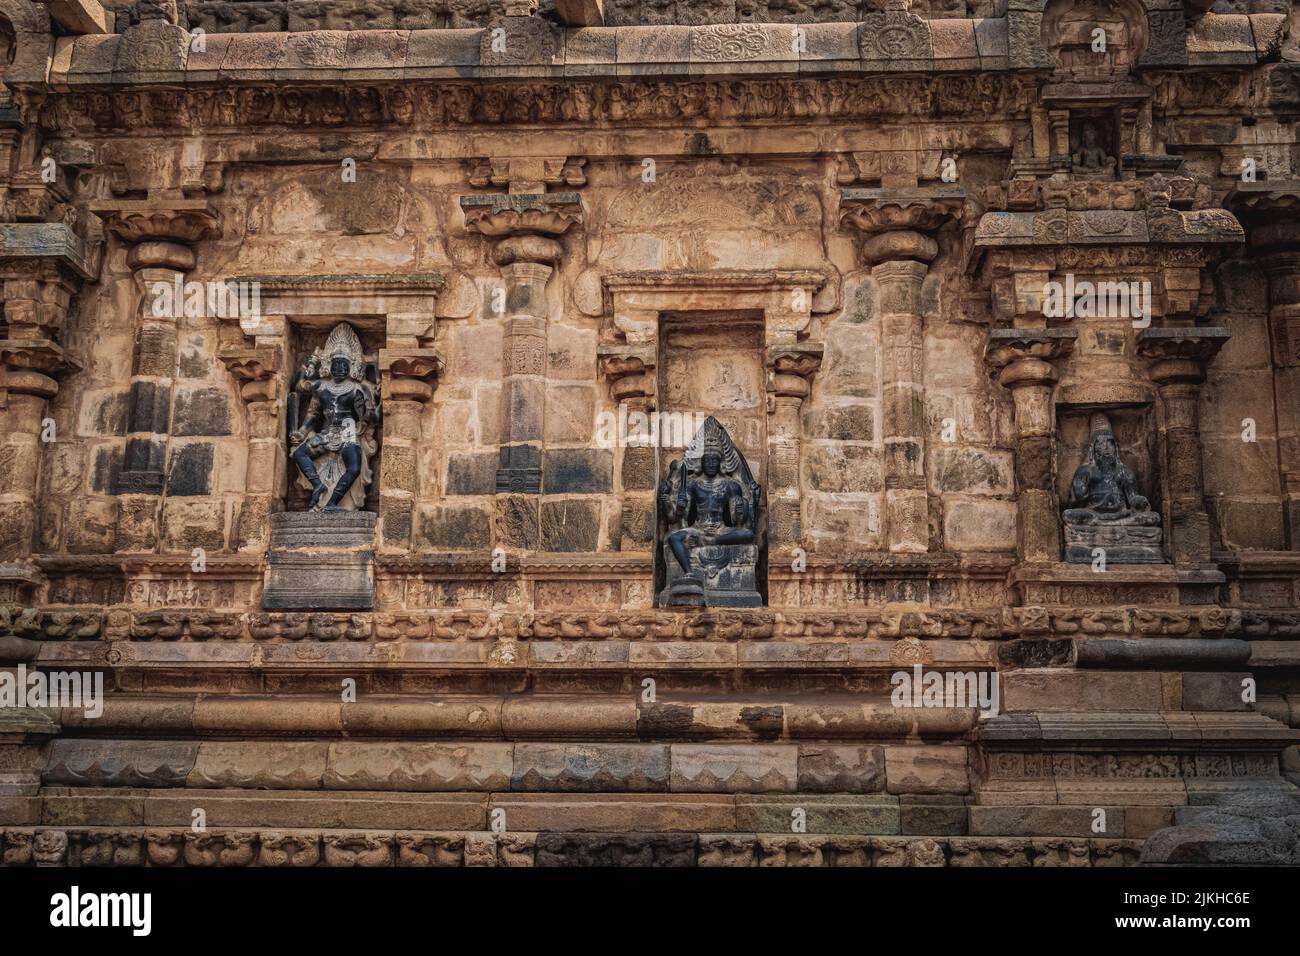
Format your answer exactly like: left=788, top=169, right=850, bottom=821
left=93, top=201, right=219, bottom=552
left=0, top=279, right=80, bottom=561
left=461, top=187, right=582, bottom=549
left=217, top=347, right=281, bottom=551
left=1138, top=327, right=1230, bottom=566
left=840, top=186, right=963, bottom=553
left=766, top=346, right=822, bottom=550
left=985, top=329, right=1077, bottom=564
left=377, top=349, right=443, bottom=549
left=1231, top=185, right=1300, bottom=548
left=0, top=151, right=101, bottom=565
left=598, top=346, right=656, bottom=552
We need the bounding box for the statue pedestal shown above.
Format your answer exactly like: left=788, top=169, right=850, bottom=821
left=262, top=511, right=377, bottom=610
left=1064, top=522, right=1163, bottom=564
left=659, top=543, right=762, bottom=608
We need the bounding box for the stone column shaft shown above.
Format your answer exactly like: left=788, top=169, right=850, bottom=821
left=497, top=267, right=551, bottom=494
left=766, top=349, right=821, bottom=551
left=1006, top=364, right=1059, bottom=563
left=1154, top=375, right=1211, bottom=564
left=1260, top=245, right=1300, bottom=548
left=1139, top=328, right=1230, bottom=566
left=986, top=328, right=1075, bottom=566
left=874, top=258, right=930, bottom=553
left=94, top=202, right=220, bottom=553
left=114, top=244, right=193, bottom=551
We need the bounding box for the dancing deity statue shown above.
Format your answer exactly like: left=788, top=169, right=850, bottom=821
left=287, top=322, right=379, bottom=512
left=657, top=416, right=763, bottom=607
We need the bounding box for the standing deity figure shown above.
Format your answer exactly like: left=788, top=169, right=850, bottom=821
left=287, top=322, right=379, bottom=512
left=658, top=416, right=763, bottom=607
left=1062, top=412, right=1162, bottom=563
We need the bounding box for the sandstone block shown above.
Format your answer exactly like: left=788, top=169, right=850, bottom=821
left=884, top=746, right=970, bottom=795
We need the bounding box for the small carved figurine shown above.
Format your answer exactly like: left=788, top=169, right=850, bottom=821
left=1072, top=121, right=1116, bottom=175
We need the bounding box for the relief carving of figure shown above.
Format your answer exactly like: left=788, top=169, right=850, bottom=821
left=658, top=416, right=763, bottom=607
left=287, top=322, right=379, bottom=511
left=1063, top=413, right=1162, bottom=563
left=1071, top=121, right=1116, bottom=177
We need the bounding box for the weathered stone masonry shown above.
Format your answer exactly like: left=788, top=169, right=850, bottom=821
left=1, top=0, right=1300, bottom=865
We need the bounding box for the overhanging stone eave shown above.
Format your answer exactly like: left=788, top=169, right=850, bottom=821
left=0, top=222, right=99, bottom=281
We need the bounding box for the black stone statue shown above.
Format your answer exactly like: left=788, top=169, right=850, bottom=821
left=287, top=322, right=379, bottom=511
left=657, top=416, right=763, bottom=607
left=1062, top=412, right=1162, bottom=563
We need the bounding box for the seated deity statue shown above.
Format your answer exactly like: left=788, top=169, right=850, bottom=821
left=1062, top=413, right=1163, bottom=563
left=1071, top=122, right=1116, bottom=176
left=287, top=322, right=379, bottom=512
left=657, top=416, right=763, bottom=608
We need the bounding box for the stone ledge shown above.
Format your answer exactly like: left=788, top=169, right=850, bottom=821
left=41, top=17, right=1277, bottom=90
left=0, top=825, right=1144, bottom=866
left=55, top=697, right=978, bottom=742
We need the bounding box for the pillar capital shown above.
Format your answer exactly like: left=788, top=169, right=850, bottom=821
left=839, top=185, right=964, bottom=266
left=984, top=328, right=1077, bottom=388
left=766, top=344, right=824, bottom=405
left=90, top=199, right=221, bottom=246
left=1137, top=327, right=1231, bottom=386
left=460, top=193, right=583, bottom=240
left=597, top=345, right=656, bottom=406
left=378, top=348, right=444, bottom=404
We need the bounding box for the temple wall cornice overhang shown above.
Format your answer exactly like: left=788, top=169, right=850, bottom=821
left=16, top=13, right=1291, bottom=96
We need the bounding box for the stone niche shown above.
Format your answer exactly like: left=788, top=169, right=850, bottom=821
left=222, top=273, right=444, bottom=608
left=282, top=319, right=385, bottom=513
left=1056, top=404, right=1164, bottom=562
left=656, top=313, right=769, bottom=605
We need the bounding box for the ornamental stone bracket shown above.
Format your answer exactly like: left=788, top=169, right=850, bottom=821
left=596, top=345, right=655, bottom=408
left=91, top=199, right=222, bottom=246
left=378, top=348, right=444, bottom=405
left=467, top=156, right=587, bottom=196
left=984, top=327, right=1078, bottom=387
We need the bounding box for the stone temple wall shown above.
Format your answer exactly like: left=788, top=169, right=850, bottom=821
left=0, top=0, right=1299, bottom=867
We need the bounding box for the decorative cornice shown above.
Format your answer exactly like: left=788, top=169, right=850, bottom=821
left=604, top=270, right=825, bottom=296
left=231, top=273, right=446, bottom=293
left=0, top=222, right=100, bottom=280
left=37, top=75, right=1041, bottom=135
